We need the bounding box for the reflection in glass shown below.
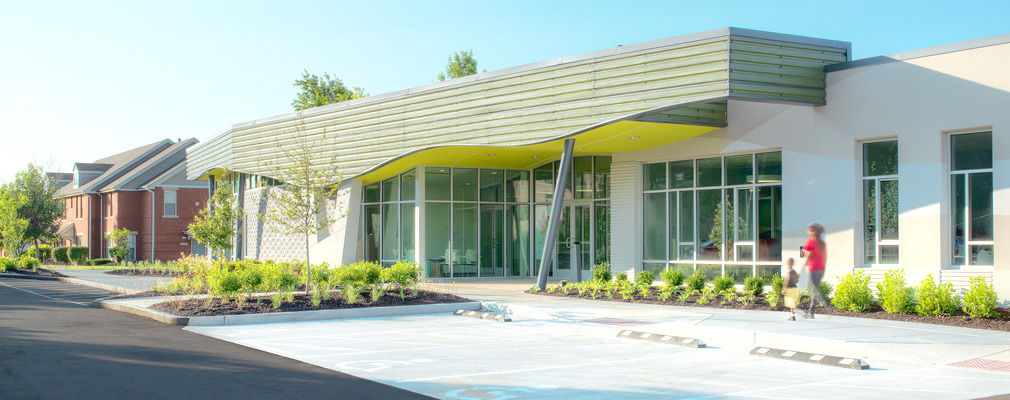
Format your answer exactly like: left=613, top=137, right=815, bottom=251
left=668, top=160, right=693, bottom=189
left=879, top=245, right=898, bottom=264
left=670, top=263, right=693, bottom=276
left=757, top=186, right=781, bottom=262
left=952, top=174, right=966, bottom=265
left=697, top=158, right=722, bottom=187
left=971, top=245, right=995, bottom=265
left=863, top=141, right=898, bottom=176
left=595, top=156, right=611, bottom=199
left=756, top=265, right=779, bottom=281
left=679, top=191, right=694, bottom=244
left=557, top=207, right=571, bottom=270
left=643, top=192, right=666, bottom=260
left=507, top=205, right=531, bottom=276
left=381, top=203, right=398, bottom=260
left=534, top=164, right=554, bottom=203
left=595, top=202, right=610, bottom=265
left=696, top=264, right=721, bottom=280
left=726, top=265, right=751, bottom=283
left=533, top=204, right=552, bottom=274
left=400, top=203, right=414, bottom=261
left=363, top=204, right=380, bottom=262
left=737, top=189, right=754, bottom=242
left=952, top=132, right=992, bottom=171
left=479, top=169, right=504, bottom=202
left=424, top=202, right=450, bottom=277
left=970, top=173, right=993, bottom=241
left=364, top=183, right=380, bottom=203
left=401, top=169, right=416, bottom=201
left=864, top=180, right=876, bottom=264
left=724, top=154, right=753, bottom=186
left=724, top=189, right=735, bottom=261
left=756, top=152, right=782, bottom=183
left=505, top=170, right=530, bottom=203
left=880, top=180, right=899, bottom=241
left=452, top=169, right=477, bottom=202
left=643, top=263, right=665, bottom=277
left=574, top=157, right=594, bottom=199
left=479, top=205, right=504, bottom=276
left=668, top=192, right=677, bottom=259
left=697, top=189, right=721, bottom=261
left=452, top=203, right=478, bottom=277
left=425, top=168, right=450, bottom=201
left=644, top=163, right=666, bottom=191
left=382, top=179, right=398, bottom=202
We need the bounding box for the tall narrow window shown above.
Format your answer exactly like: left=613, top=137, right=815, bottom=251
left=951, top=132, right=993, bottom=266
left=164, top=190, right=178, bottom=217
left=862, top=140, right=898, bottom=264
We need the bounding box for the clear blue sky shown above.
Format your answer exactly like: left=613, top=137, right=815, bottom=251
left=2, top=0, right=1009, bottom=183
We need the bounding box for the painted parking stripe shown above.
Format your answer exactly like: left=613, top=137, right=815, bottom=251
left=0, top=279, right=113, bottom=305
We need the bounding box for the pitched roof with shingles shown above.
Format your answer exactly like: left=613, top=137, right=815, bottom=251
left=99, top=138, right=200, bottom=192
left=56, top=140, right=173, bottom=197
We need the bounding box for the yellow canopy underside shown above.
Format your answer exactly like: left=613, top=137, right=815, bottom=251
left=357, top=121, right=717, bottom=184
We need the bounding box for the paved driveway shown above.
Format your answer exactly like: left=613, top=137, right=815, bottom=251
left=187, top=313, right=1010, bottom=399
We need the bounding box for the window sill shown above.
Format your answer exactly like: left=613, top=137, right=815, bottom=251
left=162, top=215, right=179, bottom=219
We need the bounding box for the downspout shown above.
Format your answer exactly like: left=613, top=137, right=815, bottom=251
left=100, top=193, right=105, bottom=258
left=145, top=187, right=156, bottom=262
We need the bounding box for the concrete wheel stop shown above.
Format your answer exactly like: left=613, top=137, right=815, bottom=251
left=617, top=330, right=706, bottom=348
left=750, top=347, right=869, bottom=370
left=454, top=309, right=512, bottom=322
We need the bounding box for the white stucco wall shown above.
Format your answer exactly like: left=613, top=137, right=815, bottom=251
left=613, top=41, right=1010, bottom=302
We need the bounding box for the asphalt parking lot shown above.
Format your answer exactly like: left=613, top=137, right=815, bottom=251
left=187, top=313, right=1010, bottom=400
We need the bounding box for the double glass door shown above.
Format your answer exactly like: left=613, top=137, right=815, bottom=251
left=541, top=200, right=608, bottom=280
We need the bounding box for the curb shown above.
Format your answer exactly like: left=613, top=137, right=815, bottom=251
left=0, top=273, right=61, bottom=281
left=93, top=299, right=482, bottom=326
left=0, top=274, right=138, bottom=294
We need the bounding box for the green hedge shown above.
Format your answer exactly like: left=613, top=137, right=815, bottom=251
left=68, top=246, right=89, bottom=265
left=0, top=257, right=15, bottom=272
left=29, top=244, right=53, bottom=261
left=54, top=247, right=70, bottom=264
left=87, top=258, right=113, bottom=266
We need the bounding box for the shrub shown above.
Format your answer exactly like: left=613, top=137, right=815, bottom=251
left=29, top=244, right=53, bottom=262
left=713, top=276, right=735, bottom=293
left=108, top=247, right=130, bottom=264
left=382, top=261, right=421, bottom=299
left=0, top=257, right=15, bottom=272
left=54, top=247, right=70, bottom=264
left=876, top=269, right=913, bottom=314
left=743, top=276, right=765, bottom=296
left=819, top=281, right=834, bottom=299
left=832, top=270, right=873, bottom=312
left=661, top=269, right=684, bottom=288
left=592, top=262, right=612, bottom=283
left=770, top=273, right=784, bottom=295
left=963, top=275, right=999, bottom=319
left=68, top=246, right=89, bottom=265
left=614, top=271, right=628, bottom=283
left=635, top=271, right=655, bottom=286
left=914, top=274, right=960, bottom=316
left=686, top=270, right=706, bottom=292
left=87, top=258, right=113, bottom=266
left=18, top=256, right=40, bottom=271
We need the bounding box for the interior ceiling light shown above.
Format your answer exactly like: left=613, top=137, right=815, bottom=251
left=531, top=155, right=540, bottom=159
left=629, top=136, right=641, bottom=140
left=488, top=153, right=497, bottom=156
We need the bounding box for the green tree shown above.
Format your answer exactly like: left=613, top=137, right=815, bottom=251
left=0, top=184, right=29, bottom=257
left=260, top=123, right=347, bottom=290
left=189, top=185, right=242, bottom=261
left=105, top=227, right=131, bottom=264
left=291, top=70, right=366, bottom=111
left=436, top=50, right=486, bottom=81
left=11, top=164, right=66, bottom=259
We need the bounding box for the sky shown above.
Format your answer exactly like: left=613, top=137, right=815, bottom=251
left=2, top=0, right=1009, bottom=184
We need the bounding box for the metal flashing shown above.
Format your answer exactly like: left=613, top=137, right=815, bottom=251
left=827, top=32, right=1010, bottom=72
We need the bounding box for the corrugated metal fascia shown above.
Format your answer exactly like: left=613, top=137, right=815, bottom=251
left=187, top=129, right=234, bottom=180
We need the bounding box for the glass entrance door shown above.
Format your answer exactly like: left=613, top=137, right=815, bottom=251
left=480, top=204, right=504, bottom=277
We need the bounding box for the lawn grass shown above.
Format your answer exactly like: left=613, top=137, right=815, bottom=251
left=47, top=264, right=133, bottom=270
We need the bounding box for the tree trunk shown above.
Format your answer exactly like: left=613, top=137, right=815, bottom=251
left=304, top=231, right=311, bottom=293
left=34, top=239, right=40, bottom=261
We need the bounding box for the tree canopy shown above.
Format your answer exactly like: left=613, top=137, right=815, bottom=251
left=291, top=70, right=366, bottom=111
left=436, top=50, right=486, bottom=81
left=6, top=164, right=65, bottom=258
left=0, top=184, right=29, bottom=257
left=188, top=185, right=241, bottom=260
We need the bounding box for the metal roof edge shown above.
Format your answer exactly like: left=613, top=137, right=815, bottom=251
left=230, top=27, right=849, bottom=130
left=827, top=32, right=1010, bottom=72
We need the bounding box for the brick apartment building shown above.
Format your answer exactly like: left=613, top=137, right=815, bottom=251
left=55, top=138, right=208, bottom=262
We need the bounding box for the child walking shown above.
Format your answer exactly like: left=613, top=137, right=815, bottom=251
left=782, top=258, right=800, bottom=321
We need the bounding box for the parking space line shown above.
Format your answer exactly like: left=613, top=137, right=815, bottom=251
left=0, top=280, right=89, bottom=306
left=817, top=382, right=968, bottom=394
left=677, top=366, right=940, bottom=400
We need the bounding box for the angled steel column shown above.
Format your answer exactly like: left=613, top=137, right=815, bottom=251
left=536, top=139, right=575, bottom=290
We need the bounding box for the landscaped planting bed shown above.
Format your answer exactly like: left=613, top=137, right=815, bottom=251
left=152, top=290, right=472, bottom=316
left=527, top=265, right=1010, bottom=332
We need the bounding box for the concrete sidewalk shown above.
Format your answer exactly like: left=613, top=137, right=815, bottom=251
left=67, top=273, right=1010, bottom=370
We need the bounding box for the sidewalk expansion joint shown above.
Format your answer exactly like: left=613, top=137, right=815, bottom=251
left=750, top=346, right=869, bottom=370
left=454, top=309, right=512, bottom=322
left=617, top=330, right=706, bottom=348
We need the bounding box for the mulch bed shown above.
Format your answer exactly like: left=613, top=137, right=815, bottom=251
left=0, top=268, right=68, bottom=278
left=150, top=290, right=473, bottom=317
left=528, top=287, right=1010, bottom=332
left=107, top=269, right=183, bottom=278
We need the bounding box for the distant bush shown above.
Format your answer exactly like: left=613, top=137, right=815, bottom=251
left=963, top=275, right=999, bottom=319
left=53, top=247, right=70, bottom=264
left=614, top=272, right=628, bottom=283
left=87, top=258, right=113, bottom=266
left=876, top=269, right=913, bottom=314
left=0, top=257, right=15, bottom=272
left=914, top=274, right=959, bottom=316
left=29, top=244, right=53, bottom=262
left=18, top=256, right=40, bottom=271
left=68, top=246, right=89, bottom=265
left=832, top=270, right=873, bottom=312
left=686, top=270, right=706, bottom=292
left=592, top=262, right=612, bottom=283
left=635, top=271, right=655, bottom=286
left=661, top=269, right=684, bottom=288
left=713, top=276, right=735, bottom=293
left=744, top=276, right=765, bottom=296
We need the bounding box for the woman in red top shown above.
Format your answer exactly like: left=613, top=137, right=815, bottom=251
left=800, top=222, right=827, bottom=318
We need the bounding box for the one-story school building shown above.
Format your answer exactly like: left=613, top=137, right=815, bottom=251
left=187, top=28, right=1010, bottom=302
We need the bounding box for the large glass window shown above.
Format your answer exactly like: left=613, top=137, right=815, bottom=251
left=364, top=170, right=418, bottom=265
left=862, top=140, right=899, bottom=264
left=642, top=152, right=781, bottom=279
left=951, top=132, right=993, bottom=266
left=425, top=202, right=450, bottom=277
left=479, top=169, right=504, bottom=202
